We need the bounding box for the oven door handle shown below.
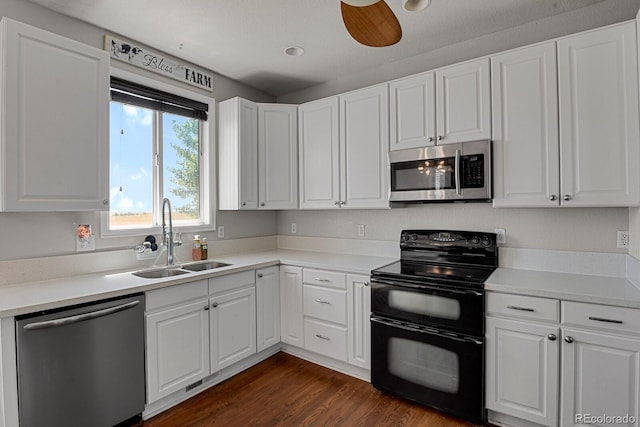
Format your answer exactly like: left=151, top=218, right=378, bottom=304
left=455, top=149, right=462, bottom=196
left=371, top=316, right=483, bottom=346
left=370, top=278, right=483, bottom=297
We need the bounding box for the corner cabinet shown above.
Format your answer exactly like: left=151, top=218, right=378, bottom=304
left=298, top=84, right=389, bottom=209
left=256, top=266, right=280, bottom=352
left=218, top=98, right=298, bottom=210
left=0, top=18, right=109, bottom=211
left=492, top=22, right=640, bottom=207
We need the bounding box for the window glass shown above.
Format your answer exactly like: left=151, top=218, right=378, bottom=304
left=109, top=102, right=154, bottom=229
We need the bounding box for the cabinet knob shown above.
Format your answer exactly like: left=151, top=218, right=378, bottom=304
left=212, top=302, right=218, bottom=308
left=428, top=137, right=434, bottom=142
left=563, top=195, right=572, bottom=201
left=204, top=305, right=210, bottom=311
left=564, top=336, right=574, bottom=343
left=438, top=135, right=443, bottom=141
left=102, top=199, right=109, bottom=205
left=257, top=273, right=263, bottom=278
left=549, top=195, right=557, bottom=201
left=547, top=334, right=557, bottom=341
left=334, top=201, right=341, bottom=206
left=364, top=282, right=370, bottom=287
left=260, top=202, right=265, bottom=207
left=242, top=201, right=246, bottom=206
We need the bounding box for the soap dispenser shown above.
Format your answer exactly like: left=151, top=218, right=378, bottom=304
left=192, top=235, right=201, bottom=261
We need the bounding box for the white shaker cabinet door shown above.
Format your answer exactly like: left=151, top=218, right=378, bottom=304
left=389, top=72, right=436, bottom=150
left=435, top=58, right=491, bottom=145
left=486, top=317, right=560, bottom=427
left=146, top=298, right=210, bottom=403
left=280, top=266, right=304, bottom=346
left=558, top=22, right=640, bottom=207
left=561, top=328, right=640, bottom=427
left=209, top=287, right=257, bottom=372
left=347, top=274, right=371, bottom=370
left=339, top=84, right=390, bottom=209
left=256, top=266, right=281, bottom=352
left=258, top=104, right=298, bottom=209
left=298, top=97, right=341, bottom=209
left=491, top=42, right=560, bottom=207
left=0, top=18, right=109, bottom=211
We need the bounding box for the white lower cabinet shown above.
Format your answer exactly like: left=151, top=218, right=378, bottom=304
left=280, top=266, right=304, bottom=346
left=487, top=293, right=640, bottom=427
left=347, top=274, right=371, bottom=370
left=145, top=280, right=210, bottom=403
left=145, top=271, right=256, bottom=404
left=256, top=266, right=280, bottom=352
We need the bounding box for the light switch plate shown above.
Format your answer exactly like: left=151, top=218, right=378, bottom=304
left=218, top=226, right=225, bottom=239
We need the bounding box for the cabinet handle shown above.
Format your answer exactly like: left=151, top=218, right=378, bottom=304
left=204, top=305, right=210, bottom=311
left=428, top=137, right=434, bottom=142
left=564, top=336, right=574, bottom=343
left=549, top=195, right=557, bottom=201
left=315, top=334, right=331, bottom=341
left=315, top=299, right=331, bottom=305
left=242, top=201, right=246, bottom=206
left=563, top=194, right=572, bottom=201
left=438, top=135, right=443, bottom=141
left=260, top=202, right=265, bottom=207
left=588, top=316, right=623, bottom=324
left=212, top=302, right=218, bottom=308
left=334, top=201, right=341, bottom=206
left=257, top=273, right=264, bottom=278
left=547, top=334, right=557, bottom=341
left=364, top=282, right=370, bottom=286
left=102, top=199, right=109, bottom=205
left=507, top=305, right=535, bottom=312
left=315, top=278, right=332, bottom=283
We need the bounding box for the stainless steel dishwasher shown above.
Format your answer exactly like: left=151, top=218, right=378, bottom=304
left=15, top=293, right=145, bottom=427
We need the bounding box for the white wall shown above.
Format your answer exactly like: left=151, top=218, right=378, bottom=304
left=278, top=205, right=629, bottom=253
left=0, top=0, right=277, bottom=262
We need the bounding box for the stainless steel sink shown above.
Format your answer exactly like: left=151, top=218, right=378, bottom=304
left=132, top=268, right=190, bottom=279
left=181, top=261, right=231, bottom=272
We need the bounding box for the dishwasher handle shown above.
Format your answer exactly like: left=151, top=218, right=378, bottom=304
left=23, top=300, right=141, bottom=330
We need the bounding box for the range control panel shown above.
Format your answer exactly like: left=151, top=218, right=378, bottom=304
left=400, top=230, right=495, bottom=248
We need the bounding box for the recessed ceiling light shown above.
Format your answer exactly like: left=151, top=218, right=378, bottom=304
left=284, top=46, right=305, bottom=57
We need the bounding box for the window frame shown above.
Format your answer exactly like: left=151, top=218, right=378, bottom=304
left=100, top=68, right=216, bottom=237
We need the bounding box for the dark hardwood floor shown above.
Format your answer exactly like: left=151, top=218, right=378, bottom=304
left=141, top=352, right=479, bottom=427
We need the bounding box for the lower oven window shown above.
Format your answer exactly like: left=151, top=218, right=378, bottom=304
left=388, top=289, right=461, bottom=320
left=388, top=337, right=459, bottom=393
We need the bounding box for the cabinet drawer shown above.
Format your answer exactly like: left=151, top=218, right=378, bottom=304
left=146, top=280, right=209, bottom=311
left=487, top=292, right=559, bottom=322
left=209, top=270, right=255, bottom=295
left=304, top=318, right=347, bottom=361
left=303, top=285, right=346, bottom=325
left=302, top=269, right=346, bottom=289
left=562, top=301, right=640, bottom=335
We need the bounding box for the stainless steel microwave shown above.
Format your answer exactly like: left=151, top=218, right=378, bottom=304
left=389, top=139, right=491, bottom=202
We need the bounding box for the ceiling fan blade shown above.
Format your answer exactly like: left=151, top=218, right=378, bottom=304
left=340, top=0, right=402, bottom=47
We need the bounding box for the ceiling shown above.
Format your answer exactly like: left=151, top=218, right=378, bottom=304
left=24, top=0, right=633, bottom=97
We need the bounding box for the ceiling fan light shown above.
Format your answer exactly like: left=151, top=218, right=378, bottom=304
left=342, top=0, right=380, bottom=7
left=402, top=0, right=431, bottom=12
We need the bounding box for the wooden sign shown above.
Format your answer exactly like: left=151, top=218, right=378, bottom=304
left=105, top=35, right=214, bottom=92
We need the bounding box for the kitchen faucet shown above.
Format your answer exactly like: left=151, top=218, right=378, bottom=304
left=161, top=198, right=181, bottom=265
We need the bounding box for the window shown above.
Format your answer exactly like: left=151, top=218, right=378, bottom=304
left=102, top=70, right=215, bottom=236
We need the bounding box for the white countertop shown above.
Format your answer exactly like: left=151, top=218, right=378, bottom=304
left=0, top=249, right=396, bottom=318
left=486, top=267, right=640, bottom=309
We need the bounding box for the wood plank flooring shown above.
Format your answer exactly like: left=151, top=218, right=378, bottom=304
left=141, top=352, right=479, bottom=427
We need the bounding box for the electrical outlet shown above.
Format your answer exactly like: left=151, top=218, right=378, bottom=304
left=291, top=223, right=297, bottom=234
left=617, top=230, right=629, bottom=249
left=217, top=226, right=225, bottom=239
left=358, top=224, right=365, bottom=237
left=494, top=228, right=506, bottom=245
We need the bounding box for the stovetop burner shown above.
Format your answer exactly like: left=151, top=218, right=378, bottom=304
left=371, top=229, right=499, bottom=287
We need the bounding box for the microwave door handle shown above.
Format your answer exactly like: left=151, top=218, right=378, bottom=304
left=455, top=149, right=462, bottom=196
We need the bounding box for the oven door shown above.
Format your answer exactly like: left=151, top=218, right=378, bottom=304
left=371, top=278, right=484, bottom=337
left=371, top=315, right=485, bottom=424
left=388, top=140, right=491, bottom=202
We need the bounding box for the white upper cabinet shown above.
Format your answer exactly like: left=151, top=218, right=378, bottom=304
left=218, top=97, right=298, bottom=210
left=340, top=84, right=390, bottom=208
left=0, top=18, right=109, bottom=211
left=435, top=58, right=491, bottom=145
left=558, top=22, right=640, bottom=207
left=298, top=97, right=341, bottom=209
left=258, top=104, right=298, bottom=209
left=491, top=42, right=560, bottom=207
left=389, top=72, right=436, bottom=150
left=299, top=85, right=389, bottom=209
left=389, top=58, right=490, bottom=150
left=218, top=97, right=258, bottom=210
